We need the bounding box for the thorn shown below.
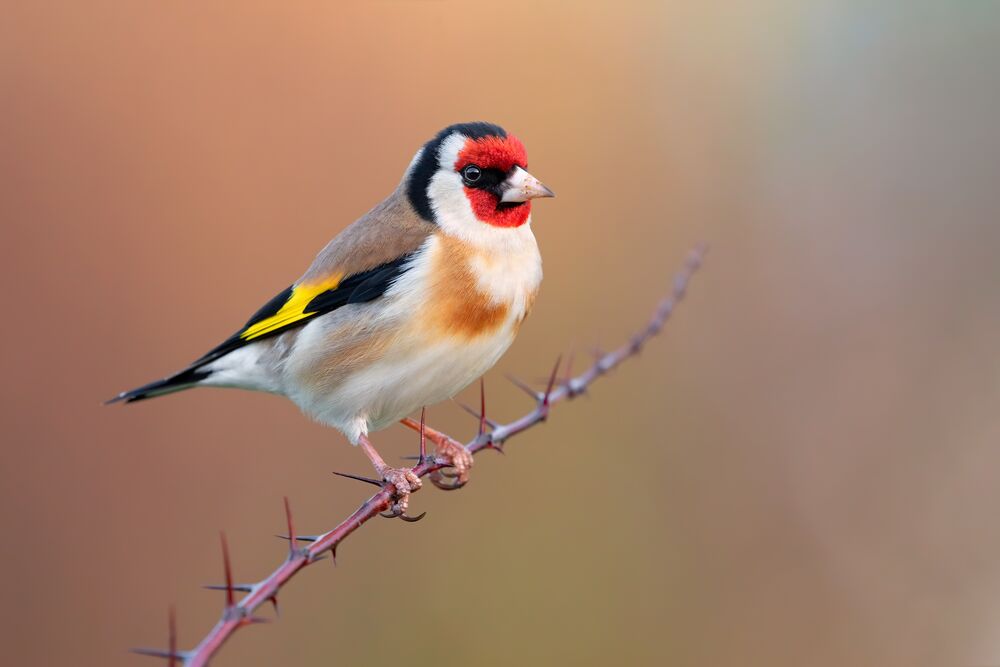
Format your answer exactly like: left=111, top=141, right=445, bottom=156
left=203, top=584, right=253, bottom=593
left=302, top=551, right=328, bottom=563
left=455, top=401, right=499, bottom=429
left=131, top=648, right=186, bottom=662
left=275, top=534, right=320, bottom=543
left=168, top=604, right=177, bottom=667
left=284, top=496, right=297, bottom=556
left=564, top=350, right=586, bottom=397
left=455, top=400, right=478, bottom=419
left=479, top=378, right=487, bottom=437
left=332, top=471, right=382, bottom=487
left=542, top=356, right=562, bottom=407
left=131, top=607, right=182, bottom=665
left=220, top=531, right=235, bottom=609
left=506, top=373, right=540, bottom=401
left=419, top=407, right=427, bottom=464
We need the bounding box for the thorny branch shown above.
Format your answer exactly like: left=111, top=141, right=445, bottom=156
left=134, top=245, right=707, bottom=666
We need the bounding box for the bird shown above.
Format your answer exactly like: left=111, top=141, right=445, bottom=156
left=109, top=121, right=554, bottom=515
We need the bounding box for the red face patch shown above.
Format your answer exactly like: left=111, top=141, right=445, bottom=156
left=455, top=134, right=528, bottom=173
left=455, top=135, right=531, bottom=228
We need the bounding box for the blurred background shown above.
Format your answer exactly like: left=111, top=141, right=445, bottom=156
left=2, top=2, right=999, bottom=665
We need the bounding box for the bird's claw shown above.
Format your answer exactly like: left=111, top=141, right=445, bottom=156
left=429, top=468, right=467, bottom=491
left=380, top=507, right=427, bottom=522
left=379, top=467, right=422, bottom=518
left=428, top=435, right=472, bottom=490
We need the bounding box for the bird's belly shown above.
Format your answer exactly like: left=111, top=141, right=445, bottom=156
left=364, top=332, right=515, bottom=430
left=288, top=323, right=516, bottom=441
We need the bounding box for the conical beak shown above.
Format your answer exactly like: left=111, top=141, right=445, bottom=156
left=500, top=166, right=555, bottom=203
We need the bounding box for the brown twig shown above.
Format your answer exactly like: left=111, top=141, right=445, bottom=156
left=133, top=245, right=706, bottom=666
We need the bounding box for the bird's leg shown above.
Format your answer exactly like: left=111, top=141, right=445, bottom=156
left=399, top=417, right=473, bottom=490
left=358, top=434, right=421, bottom=515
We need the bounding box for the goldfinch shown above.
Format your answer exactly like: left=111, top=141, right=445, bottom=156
left=110, top=122, right=554, bottom=512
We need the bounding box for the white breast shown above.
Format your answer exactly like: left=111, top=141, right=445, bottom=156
left=466, top=223, right=543, bottom=316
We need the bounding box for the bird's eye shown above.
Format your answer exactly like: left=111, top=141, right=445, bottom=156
left=461, top=165, right=482, bottom=184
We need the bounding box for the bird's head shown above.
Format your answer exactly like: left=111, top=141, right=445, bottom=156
left=405, top=122, right=554, bottom=232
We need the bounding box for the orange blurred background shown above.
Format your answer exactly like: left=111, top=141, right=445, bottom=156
left=2, top=2, right=999, bottom=666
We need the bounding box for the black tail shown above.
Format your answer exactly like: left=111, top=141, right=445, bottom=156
left=106, top=365, right=213, bottom=404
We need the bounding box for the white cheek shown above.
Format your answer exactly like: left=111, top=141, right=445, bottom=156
left=427, top=133, right=481, bottom=239
left=427, top=169, right=478, bottom=236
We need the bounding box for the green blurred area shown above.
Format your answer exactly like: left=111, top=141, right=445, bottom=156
left=2, top=2, right=999, bottom=665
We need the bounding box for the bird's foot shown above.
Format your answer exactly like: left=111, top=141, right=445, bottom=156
left=428, top=434, right=473, bottom=491
left=398, top=417, right=473, bottom=490
left=380, top=467, right=423, bottom=518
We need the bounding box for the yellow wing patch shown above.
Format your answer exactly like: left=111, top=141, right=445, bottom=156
left=240, top=273, right=343, bottom=341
